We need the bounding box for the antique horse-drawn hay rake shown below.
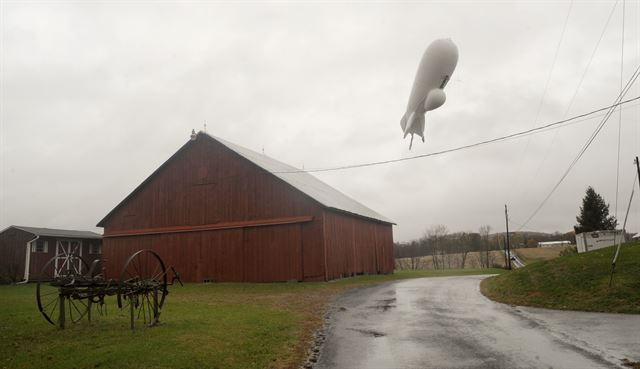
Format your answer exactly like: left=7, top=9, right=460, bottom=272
left=36, top=249, right=181, bottom=330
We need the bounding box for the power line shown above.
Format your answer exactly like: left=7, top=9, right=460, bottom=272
left=514, top=1, right=573, bottom=184
left=517, top=0, right=619, bottom=202
left=614, top=0, right=626, bottom=221
left=561, top=0, right=620, bottom=119
left=519, top=66, right=640, bottom=230
left=517, top=63, right=640, bottom=231
left=508, top=219, right=545, bottom=233
left=533, top=0, right=574, bottom=126
left=273, top=95, right=640, bottom=174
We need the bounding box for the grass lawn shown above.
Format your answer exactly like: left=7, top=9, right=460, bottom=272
left=481, top=242, right=640, bottom=314
left=0, top=268, right=503, bottom=369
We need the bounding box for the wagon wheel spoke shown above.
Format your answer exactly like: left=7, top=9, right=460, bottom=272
left=120, top=250, right=168, bottom=328
left=140, top=296, right=147, bottom=324
left=43, top=296, right=58, bottom=311
left=144, top=296, right=150, bottom=324
left=94, top=297, right=107, bottom=316
left=39, top=290, right=59, bottom=298
left=142, top=296, right=148, bottom=324
left=36, top=254, right=89, bottom=327
left=126, top=269, right=135, bottom=280
left=136, top=296, right=144, bottom=321
left=145, top=294, right=153, bottom=325
left=45, top=297, right=59, bottom=325
left=68, top=298, right=74, bottom=323
left=150, top=264, right=161, bottom=281
left=69, top=298, right=88, bottom=323
left=151, top=268, right=164, bottom=282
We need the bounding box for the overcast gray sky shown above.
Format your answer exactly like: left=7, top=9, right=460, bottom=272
left=2, top=1, right=640, bottom=242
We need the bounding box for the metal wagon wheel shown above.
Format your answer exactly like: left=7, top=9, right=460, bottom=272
left=118, top=250, right=168, bottom=328
left=85, top=259, right=109, bottom=321
left=36, top=254, right=90, bottom=327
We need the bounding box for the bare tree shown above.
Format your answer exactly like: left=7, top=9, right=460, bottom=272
left=479, top=225, right=492, bottom=268
left=421, top=230, right=437, bottom=269
left=458, top=232, right=471, bottom=268
left=426, top=224, right=448, bottom=270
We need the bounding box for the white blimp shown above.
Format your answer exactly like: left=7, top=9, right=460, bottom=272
left=400, top=38, right=458, bottom=149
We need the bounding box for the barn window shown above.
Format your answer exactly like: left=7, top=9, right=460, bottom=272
left=31, top=240, right=48, bottom=253
left=89, top=243, right=102, bottom=254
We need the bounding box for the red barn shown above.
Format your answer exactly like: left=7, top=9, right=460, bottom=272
left=97, top=132, right=394, bottom=282
left=0, top=226, right=102, bottom=283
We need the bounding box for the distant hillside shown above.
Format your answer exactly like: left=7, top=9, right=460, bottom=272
left=480, top=242, right=640, bottom=314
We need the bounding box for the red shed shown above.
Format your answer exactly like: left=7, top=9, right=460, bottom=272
left=97, top=132, right=394, bottom=282
left=0, top=226, right=102, bottom=283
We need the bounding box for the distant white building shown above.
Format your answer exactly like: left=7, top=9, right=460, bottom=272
left=537, top=241, right=572, bottom=248
left=575, top=230, right=625, bottom=253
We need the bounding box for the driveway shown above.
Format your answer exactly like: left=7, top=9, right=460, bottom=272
left=504, top=250, right=526, bottom=268
left=315, top=275, right=640, bottom=369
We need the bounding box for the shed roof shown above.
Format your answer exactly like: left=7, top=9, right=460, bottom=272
left=7, top=226, right=102, bottom=239
left=97, top=132, right=393, bottom=226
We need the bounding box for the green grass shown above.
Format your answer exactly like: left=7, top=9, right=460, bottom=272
left=481, top=242, right=640, bottom=314
left=0, top=268, right=503, bottom=369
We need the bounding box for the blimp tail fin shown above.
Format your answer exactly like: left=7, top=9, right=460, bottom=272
left=414, top=114, right=425, bottom=137
left=407, top=115, right=425, bottom=150
left=402, top=112, right=415, bottom=138
left=416, top=115, right=425, bottom=142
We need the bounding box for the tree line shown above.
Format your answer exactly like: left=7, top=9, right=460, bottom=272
left=394, top=224, right=575, bottom=270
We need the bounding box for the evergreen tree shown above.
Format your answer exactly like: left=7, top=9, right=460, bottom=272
left=574, top=186, right=617, bottom=233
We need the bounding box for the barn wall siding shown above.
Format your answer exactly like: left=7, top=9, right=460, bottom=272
left=0, top=228, right=102, bottom=281
left=100, top=135, right=393, bottom=283
left=104, top=223, right=313, bottom=282
left=242, top=224, right=302, bottom=282
left=103, top=138, right=322, bottom=233
left=301, top=220, right=326, bottom=281
left=0, top=228, right=33, bottom=281
left=375, top=223, right=395, bottom=274
left=323, top=211, right=394, bottom=280
left=29, top=236, right=58, bottom=278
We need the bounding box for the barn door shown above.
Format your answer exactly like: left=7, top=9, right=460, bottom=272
left=54, top=239, right=83, bottom=277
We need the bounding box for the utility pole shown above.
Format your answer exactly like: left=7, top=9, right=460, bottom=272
left=501, top=236, right=508, bottom=268
left=610, top=156, right=640, bottom=287
left=635, top=156, right=640, bottom=192
left=505, top=204, right=512, bottom=270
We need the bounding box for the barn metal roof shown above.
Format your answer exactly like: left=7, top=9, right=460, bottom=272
left=9, top=226, right=102, bottom=239
left=209, top=133, right=394, bottom=224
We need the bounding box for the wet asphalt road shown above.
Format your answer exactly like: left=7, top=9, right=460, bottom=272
left=315, top=275, right=640, bottom=369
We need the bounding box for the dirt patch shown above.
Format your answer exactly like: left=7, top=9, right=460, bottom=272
left=367, top=298, right=396, bottom=312
left=515, top=245, right=575, bottom=262
left=347, top=327, right=386, bottom=337
left=622, top=359, right=640, bottom=369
